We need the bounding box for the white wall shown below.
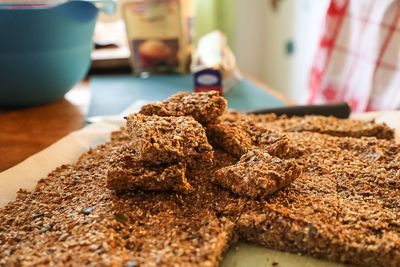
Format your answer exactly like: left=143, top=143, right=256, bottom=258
left=290, top=0, right=330, bottom=102
left=234, top=0, right=269, bottom=80
left=234, top=0, right=329, bottom=103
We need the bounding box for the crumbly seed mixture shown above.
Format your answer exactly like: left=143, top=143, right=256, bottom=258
left=215, top=149, right=302, bottom=198
left=256, top=130, right=293, bottom=158
left=1, top=93, right=400, bottom=267
left=206, top=117, right=296, bottom=159
left=237, top=131, right=400, bottom=267
left=106, top=145, right=191, bottom=193
left=263, top=115, right=394, bottom=140
left=125, top=114, right=213, bottom=165
left=140, top=91, right=227, bottom=124
left=0, top=136, right=236, bottom=267
left=206, top=120, right=254, bottom=158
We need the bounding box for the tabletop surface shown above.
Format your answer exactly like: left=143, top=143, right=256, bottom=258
left=88, top=74, right=290, bottom=117
left=0, top=75, right=292, bottom=172
left=0, top=99, right=84, bottom=172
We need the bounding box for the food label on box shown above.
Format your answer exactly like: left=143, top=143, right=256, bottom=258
left=194, top=69, right=222, bottom=94
left=123, top=0, right=194, bottom=74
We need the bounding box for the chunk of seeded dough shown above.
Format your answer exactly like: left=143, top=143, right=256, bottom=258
left=140, top=91, right=227, bottom=124
left=206, top=121, right=254, bottom=158
left=126, top=114, right=213, bottom=165
left=215, top=149, right=302, bottom=198
left=263, top=115, right=395, bottom=140
left=256, top=130, right=293, bottom=158
left=106, top=146, right=191, bottom=193
left=207, top=118, right=294, bottom=159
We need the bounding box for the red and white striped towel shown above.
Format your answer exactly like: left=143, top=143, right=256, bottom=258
left=309, top=0, right=400, bottom=112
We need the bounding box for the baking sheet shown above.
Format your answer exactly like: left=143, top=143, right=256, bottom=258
left=1, top=110, right=400, bottom=267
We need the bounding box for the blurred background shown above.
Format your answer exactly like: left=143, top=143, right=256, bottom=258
left=94, top=0, right=330, bottom=103
left=1, top=0, right=398, bottom=110
left=1, top=0, right=399, bottom=171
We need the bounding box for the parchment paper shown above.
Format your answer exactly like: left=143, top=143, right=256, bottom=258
left=2, top=109, right=399, bottom=267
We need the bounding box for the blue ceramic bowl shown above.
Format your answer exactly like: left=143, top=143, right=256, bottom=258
left=0, top=1, right=99, bottom=107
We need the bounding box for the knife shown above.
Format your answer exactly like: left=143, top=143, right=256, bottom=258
left=247, top=102, right=351, bottom=118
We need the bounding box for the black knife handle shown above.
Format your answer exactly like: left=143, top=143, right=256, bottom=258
left=247, top=102, right=351, bottom=118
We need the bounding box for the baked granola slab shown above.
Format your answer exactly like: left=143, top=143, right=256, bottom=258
left=206, top=120, right=254, bottom=158
left=2, top=128, right=399, bottom=267
left=256, top=130, right=293, bottom=158
left=215, top=149, right=302, bottom=198
left=106, top=146, right=191, bottom=193
left=237, top=132, right=400, bottom=267
left=140, top=91, right=227, bottom=124
left=261, top=115, right=395, bottom=140
left=125, top=114, right=213, bottom=165
left=206, top=118, right=293, bottom=159
left=218, top=112, right=395, bottom=140
left=1, top=92, right=400, bottom=267
left=0, top=140, right=236, bottom=267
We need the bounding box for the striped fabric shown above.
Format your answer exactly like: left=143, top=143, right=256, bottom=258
left=309, top=0, right=400, bottom=112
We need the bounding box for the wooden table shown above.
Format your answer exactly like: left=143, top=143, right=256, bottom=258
left=0, top=99, right=84, bottom=172
left=0, top=76, right=292, bottom=172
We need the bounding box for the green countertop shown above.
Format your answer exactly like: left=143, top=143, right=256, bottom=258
left=88, top=74, right=286, bottom=117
